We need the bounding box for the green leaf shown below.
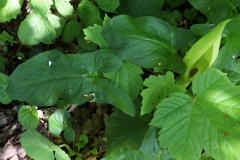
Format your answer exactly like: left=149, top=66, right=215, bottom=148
left=213, top=17, right=240, bottom=70
left=47, top=14, right=66, bottom=38
left=190, top=24, right=215, bottom=36
left=75, top=134, right=88, bottom=150
left=188, top=0, right=236, bottom=23
left=83, top=24, right=109, bottom=48
left=20, top=129, right=70, bottom=160
left=151, top=68, right=240, bottom=160
left=183, top=7, right=198, bottom=21
left=106, top=99, right=150, bottom=154
left=64, top=124, right=75, bottom=141
left=118, top=0, right=164, bottom=18
left=104, top=61, right=143, bottom=99
left=102, top=15, right=194, bottom=74
left=0, top=73, right=11, bottom=104
left=62, top=19, right=81, bottom=43
left=180, top=19, right=231, bottom=85
left=222, top=59, right=240, bottom=84
left=96, top=0, right=120, bottom=12
left=0, top=31, right=14, bottom=45
left=77, top=0, right=102, bottom=26
left=0, top=56, right=5, bottom=70
left=141, top=72, right=186, bottom=115
left=78, top=30, right=97, bottom=51
left=0, top=0, right=22, bottom=22
left=54, top=0, right=73, bottom=17
left=7, top=49, right=135, bottom=116
left=48, top=109, right=71, bottom=136
left=18, top=13, right=56, bottom=45
left=29, top=0, right=53, bottom=15
left=166, top=0, right=186, bottom=8
left=18, top=106, right=39, bottom=129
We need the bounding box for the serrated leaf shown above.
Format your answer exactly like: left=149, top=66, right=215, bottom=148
left=47, top=14, right=66, bottom=38
left=106, top=99, right=150, bottom=154
left=118, top=0, right=164, bottom=18
left=29, top=0, right=53, bottom=15
left=0, top=73, right=11, bottom=104
left=188, top=0, right=236, bottom=23
left=18, top=13, right=56, bottom=45
left=213, top=17, right=240, bottom=70
left=18, top=106, right=39, bottom=129
left=104, top=61, right=143, bottom=99
left=96, top=0, right=120, bottom=12
left=54, top=0, right=73, bottom=17
left=48, top=109, right=71, bottom=136
left=0, top=0, right=22, bottom=22
left=83, top=24, right=109, bottom=48
left=20, top=129, right=70, bottom=160
left=102, top=15, right=194, bottom=73
left=151, top=68, right=240, bottom=160
left=7, top=49, right=135, bottom=116
left=0, top=31, right=14, bottom=45
left=180, top=19, right=231, bottom=85
left=77, top=0, right=102, bottom=26
left=62, top=19, right=81, bottom=43
left=141, top=72, right=186, bottom=115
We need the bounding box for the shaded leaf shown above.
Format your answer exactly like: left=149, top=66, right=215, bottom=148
left=18, top=106, right=39, bottom=129
left=20, top=129, right=70, bottom=160
left=141, top=72, right=186, bottom=115
left=104, top=61, right=143, bottom=99
left=0, top=31, right=14, bottom=45
left=102, top=15, right=194, bottom=73
left=47, top=14, right=66, bottom=38
left=151, top=68, right=240, bottom=160
left=0, top=73, right=11, bottom=104
left=62, top=19, right=81, bottom=43
left=96, top=0, right=120, bottom=12
left=222, top=59, right=240, bottom=84
left=18, top=13, right=56, bottom=45
left=7, top=49, right=135, bottom=116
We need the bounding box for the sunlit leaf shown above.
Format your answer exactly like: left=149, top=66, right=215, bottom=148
left=0, top=0, right=23, bottom=22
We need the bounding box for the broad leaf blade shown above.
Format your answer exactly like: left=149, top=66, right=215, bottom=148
left=151, top=68, right=240, bottom=160
left=0, top=0, right=22, bottom=22
left=29, top=0, right=52, bottom=15
left=0, top=73, right=11, bottom=104
left=96, top=0, right=120, bottom=12
left=104, top=61, right=143, bottom=99
left=141, top=72, right=186, bottom=115
left=62, top=19, right=81, bottom=43
left=18, top=13, right=56, bottom=45
left=7, top=49, right=135, bottom=116
left=117, top=0, right=164, bottom=18
left=18, top=106, right=39, bottom=129
left=102, top=15, right=194, bottom=73
left=21, top=129, right=70, bottom=160
left=55, top=0, right=73, bottom=17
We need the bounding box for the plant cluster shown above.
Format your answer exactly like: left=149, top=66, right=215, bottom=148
left=1, top=0, right=240, bottom=160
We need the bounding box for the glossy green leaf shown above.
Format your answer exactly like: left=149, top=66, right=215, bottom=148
left=118, top=0, right=164, bottom=18
left=188, top=0, right=236, bottom=23
left=213, top=17, right=240, bottom=70
left=77, top=0, right=102, bottom=26
left=62, top=19, right=81, bottom=43
left=83, top=24, right=109, bottom=48
left=47, top=14, right=66, bottom=38
left=222, top=59, right=240, bottom=84
left=18, top=13, right=56, bottom=45
left=151, top=68, right=240, bottom=160
left=54, top=0, right=73, bottom=17
left=0, top=0, right=22, bottom=22
left=106, top=99, right=150, bottom=154
left=96, top=0, right=120, bottom=12
left=180, top=19, right=231, bottom=84
left=0, top=73, right=11, bottom=104
left=18, top=106, right=39, bottom=129
left=102, top=15, right=194, bottom=73
left=0, top=31, right=14, bottom=45
left=190, top=24, right=215, bottom=36
left=20, top=129, right=70, bottom=160
left=29, top=0, right=52, bottom=15
left=7, top=49, right=135, bottom=116
left=48, top=109, right=71, bottom=136
left=104, top=61, right=143, bottom=99
left=141, top=72, right=186, bottom=115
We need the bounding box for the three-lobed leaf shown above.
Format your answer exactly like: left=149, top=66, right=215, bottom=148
left=141, top=72, right=186, bottom=115
left=151, top=68, right=240, bottom=160
left=7, top=49, right=135, bottom=116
